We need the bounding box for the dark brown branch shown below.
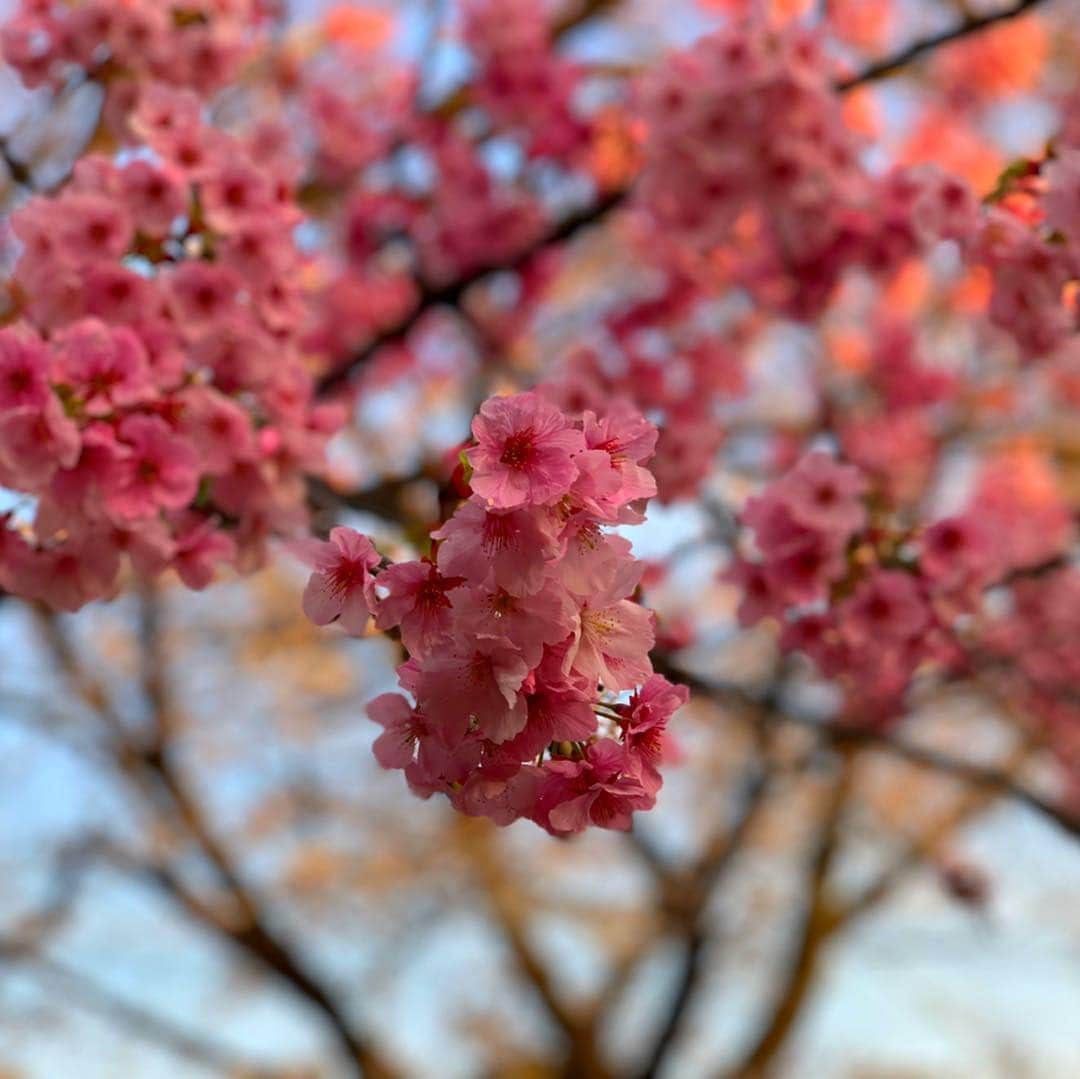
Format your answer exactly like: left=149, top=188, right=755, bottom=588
left=835, top=0, right=1053, bottom=91
left=316, top=188, right=627, bottom=396
left=456, top=817, right=611, bottom=1079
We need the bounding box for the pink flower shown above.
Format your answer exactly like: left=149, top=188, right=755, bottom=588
left=200, top=157, right=273, bottom=233
left=490, top=676, right=596, bottom=763
left=0, top=324, right=50, bottom=411
left=0, top=398, right=80, bottom=488
left=173, top=515, right=237, bottom=590
left=24, top=532, right=120, bottom=613
left=535, top=740, right=651, bottom=834
left=165, top=262, right=241, bottom=327
left=466, top=391, right=584, bottom=508
left=772, top=452, right=867, bottom=538
left=51, top=319, right=153, bottom=416
left=118, top=159, right=187, bottom=236
left=47, top=422, right=127, bottom=514
left=293, top=527, right=381, bottom=634
left=178, top=386, right=255, bottom=475
left=619, top=674, right=688, bottom=790
left=839, top=570, right=930, bottom=646
left=579, top=403, right=659, bottom=517
left=56, top=192, right=133, bottom=262
left=921, top=515, right=993, bottom=588
left=107, top=415, right=200, bottom=520
left=417, top=636, right=530, bottom=744
left=455, top=578, right=577, bottom=668
left=568, top=562, right=655, bottom=692
left=366, top=692, right=424, bottom=771
left=722, top=556, right=786, bottom=627
left=1042, top=148, right=1080, bottom=246
left=373, top=560, right=465, bottom=657
left=434, top=501, right=557, bottom=597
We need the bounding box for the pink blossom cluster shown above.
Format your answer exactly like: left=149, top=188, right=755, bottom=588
left=1, top=0, right=271, bottom=119
left=544, top=267, right=746, bottom=503
left=297, top=391, right=686, bottom=833
left=462, top=0, right=590, bottom=160
left=0, top=84, right=340, bottom=609
left=727, top=442, right=1080, bottom=721
left=727, top=452, right=998, bottom=719
left=636, top=22, right=978, bottom=317
left=982, top=568, right=1080, bottom=808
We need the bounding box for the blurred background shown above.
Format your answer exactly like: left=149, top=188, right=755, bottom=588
left=1, top=1, right=1080, bottom=1077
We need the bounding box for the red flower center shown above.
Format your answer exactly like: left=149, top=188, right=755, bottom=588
left=499, top=428, right=536, bottom=470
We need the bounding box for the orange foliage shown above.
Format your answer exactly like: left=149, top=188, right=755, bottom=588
left=883, top=259, right=930, bottom=314
left=323, top=4, right=395, bottom=53
left=828, top=327, right=871, bottom=374
left=589, top=110, right=643, bottom=192
left=826, top=0, right=893, bottom=52
left=841, top=86, right=880, bottom=138
left=901, top=110, right=1003, bottom=194
left=696, top=0, right=813, bottom=20
left=949, top=265, right=992, bottom=315
left=934, top=16, right=1049, bottom=96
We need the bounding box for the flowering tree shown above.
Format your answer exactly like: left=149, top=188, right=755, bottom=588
left=0, top=0, right=1079, bottom=1075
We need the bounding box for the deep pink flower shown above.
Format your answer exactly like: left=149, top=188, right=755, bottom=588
left=456, top=578, right=577, bottom=669
left=920, top=515, right=993, bottom=588
left=839, top=570, right=930, bottom=646
left=417, top=635, right=530, bottom=744
left=568, top=562, right=655, bottom=692
left=173, top=515, right=238, bottom=590
left=24, top=532, right=121, bottom=613
left=107, top=415, right=200, bottom=520
left=373, top=560, right=465, bottom=657
left=51, top=319, right=153, bottom=416
left=772, top=452, right=867, bottom=538
left=366, top=692, right=424, bottom=771
left=0, top=324, right=50, bottom=411
left=293, top=526, right=381, bottom=634
left=535, top=740, right=651, bottom=834
left=467, top=391, right=584, bottom=508
left=165, top=262, right=241, bottom=327
left=618, top=674, right=688, bottom=789
left=434, top=501, right=557, bottom=597
left=0, top=398, right=80, bottom=488
left=118, top=159, right=187, bottom=236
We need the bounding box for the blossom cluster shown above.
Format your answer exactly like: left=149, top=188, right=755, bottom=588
left=636, top=21, right=977, bottom=317
left=544, top=264, right=746, bottom=503
left=297, top=391, right=686, bottom=833
left=1, top=0, right=269, bottom=100
left=462, top=0, right=590, bottom=161
left=727, top=452, right=994, bottom=719
left=0, top=84, right=339, bottom=609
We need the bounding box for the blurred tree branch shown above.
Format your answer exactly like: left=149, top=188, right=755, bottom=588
left=0, top=943, right=298, bottom=1079
left=455, top=816, right=612, bottom=1078
left=729, top=748, right=857, bottom=1078
left=30, top=598, right=400, bottom=1079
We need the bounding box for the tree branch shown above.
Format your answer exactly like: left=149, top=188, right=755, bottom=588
left=455, top=816, right=611, bottom=1079
left=0, top=944, right=297, bottom=1079
left=33, top=598, right=399, bottom=1079
left=315, top=0, right=1051, bottom=399
left=632, top=730, right=777, bottom=1079
left=835, top=0, right=1052, bottom=91
left=729, top=748, right=857, bottom=1078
